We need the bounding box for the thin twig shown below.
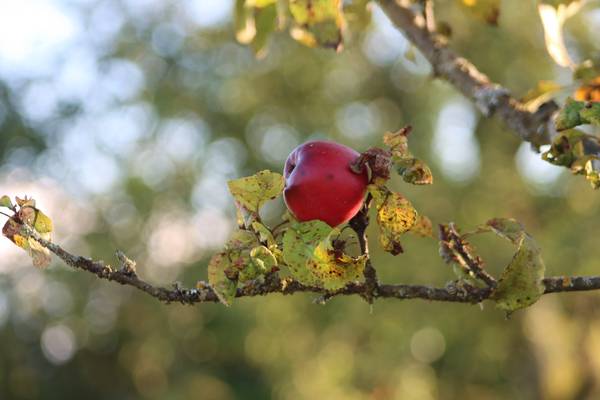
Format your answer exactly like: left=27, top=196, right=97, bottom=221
left=439, top=223, right=497, bottom=289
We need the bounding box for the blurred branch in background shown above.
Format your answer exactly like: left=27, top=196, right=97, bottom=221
left=377, top=0, right=559, bottom=147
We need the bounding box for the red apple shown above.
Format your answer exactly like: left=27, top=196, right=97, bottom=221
left=283, top=141, right=369, bottom=227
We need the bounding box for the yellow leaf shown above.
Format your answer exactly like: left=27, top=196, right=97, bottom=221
left=33, top=209, right=53, bottom=234
left=207, top=252, right=237, bottom=306
left=289, top=0, right=343, bottom=50
left=227, top=170, right=285, bottom=214
left=0, top=195, right=13, bottom=209
left=282, top=220, right=365, bottom=289
left=310, top=244, right=366, bottom=290
left=369, top=185, right=417, bottom=255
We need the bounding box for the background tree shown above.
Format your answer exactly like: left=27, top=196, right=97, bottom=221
left=1, top=0, right=600, bottom=399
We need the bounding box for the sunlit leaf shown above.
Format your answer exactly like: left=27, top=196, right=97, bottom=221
left=538, top=2, right=582, bottom=68
left=289, top=0, right=343, bottom=50
left=32, top=209, right=53, bottom=234
left=227, top=170, right=285, bottom=214
left=2, top=217, right=52, bottom=269
left=0, top=195, right=13, bottom=209
left=369, top=185, right=417, bottom=255
left=2, top=198, right=54, bottom=268
left=207, top=252, right=237, bottom=306
left=459, top=0, right=500, bottom=25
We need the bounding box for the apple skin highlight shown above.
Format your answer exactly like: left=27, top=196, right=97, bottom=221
left=283, top=141, right=369, bottom=227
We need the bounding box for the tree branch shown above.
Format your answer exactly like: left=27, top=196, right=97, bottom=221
left=16, top=225, right=600, bottom=307
left=376, top=0, right=558, bottom=147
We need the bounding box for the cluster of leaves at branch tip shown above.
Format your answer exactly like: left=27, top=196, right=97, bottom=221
left=542, top=127, right=600, bottom=189
left=235, top=0, right=344, bottom=56
left=441, top=218, right=545, bottom=313
left=1, top=196, right=53, bottom=268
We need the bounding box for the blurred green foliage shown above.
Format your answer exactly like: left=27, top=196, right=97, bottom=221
left=1, top=0, right=600, bottom=399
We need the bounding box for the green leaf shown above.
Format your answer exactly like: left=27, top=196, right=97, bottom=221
left=244, top=245, right=277, bottom=281
left=541, top=129, right=585, bottom=167
left=282, top=220, right=331, bottom=286
left=369, top=185, right=417, bottom=255
left=289, top=0, right=343, bottom=50
left=477, top=218, right=545, bottom=313
left=282, top=220, right=365, bottom=289
left=0, top=195, right=13, bottom=209
left=251, top=221, right=277, bottom=247
left=556, top=98, right=600, bottom=131
left=227, top=170, right=285, bottom=214
left=491, top=235, right=545, bottom=313
left=580, top=103, right=600, bottom=126
left=541, top=129, right=600, bottom=189
left=207, top=252, right=237, bottom=306
left=32, top=209, right=53, bottom=234
left=459, top=0, right=500, bottom=25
